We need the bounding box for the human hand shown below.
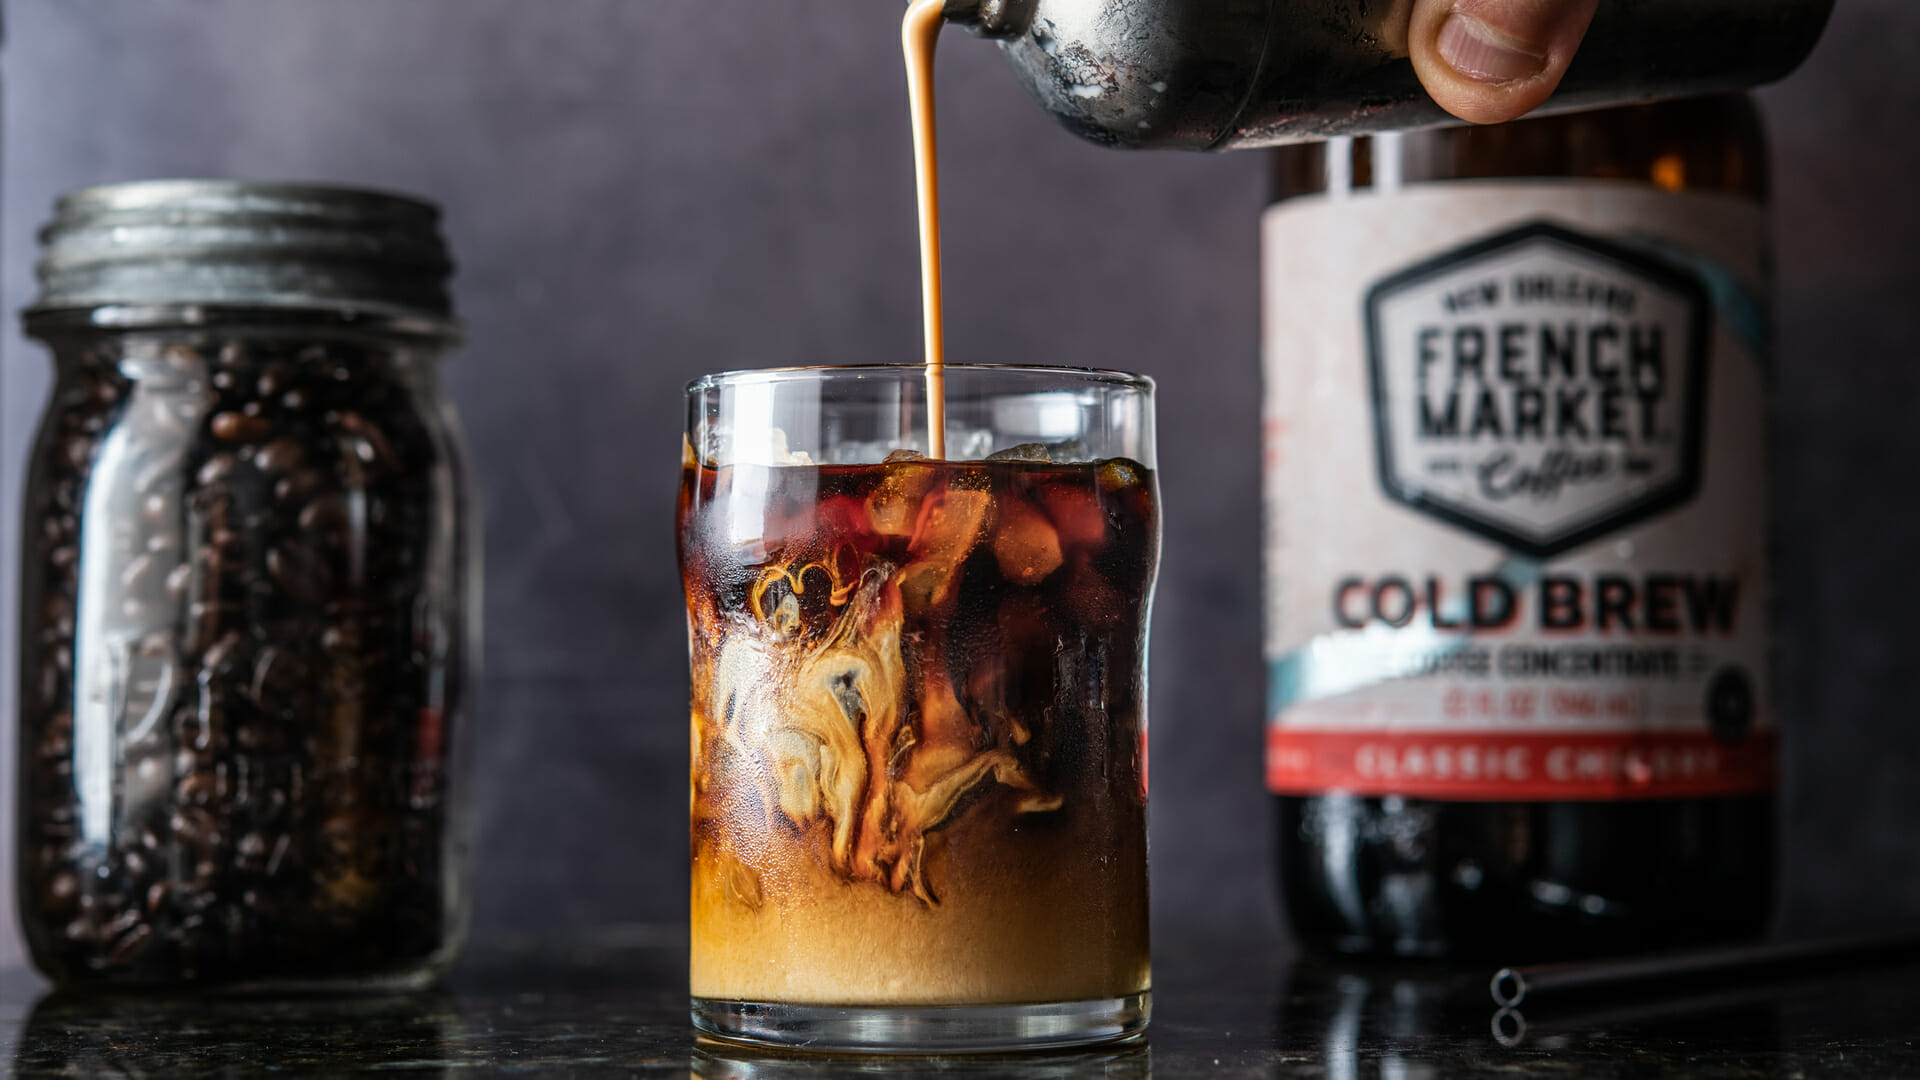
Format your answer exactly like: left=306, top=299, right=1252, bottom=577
left=1407, top=0, right=1601, bottom=125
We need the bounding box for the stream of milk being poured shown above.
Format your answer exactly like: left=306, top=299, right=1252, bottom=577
left=903, top=0, right=948, bottom=459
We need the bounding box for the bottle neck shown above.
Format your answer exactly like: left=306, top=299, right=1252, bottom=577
left=942, top=0, right=1037, bottom=39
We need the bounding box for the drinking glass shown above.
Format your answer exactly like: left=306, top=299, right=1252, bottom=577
left=679, top=364, right=1158, bottom=1052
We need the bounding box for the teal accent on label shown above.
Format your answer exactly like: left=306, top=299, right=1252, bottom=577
left=1624, top=232, right=1772, bottom=371
left=1267, top=557, right=1543, bottom=719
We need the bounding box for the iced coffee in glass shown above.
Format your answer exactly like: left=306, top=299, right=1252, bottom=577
left=680, top=365, right=1156, bottom=1051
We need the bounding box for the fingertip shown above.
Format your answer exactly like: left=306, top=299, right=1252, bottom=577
left=1409, top=0, right=1598, bottom=125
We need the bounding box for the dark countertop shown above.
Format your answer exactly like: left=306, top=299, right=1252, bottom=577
left=1, top=928, right=1915, bottom=1077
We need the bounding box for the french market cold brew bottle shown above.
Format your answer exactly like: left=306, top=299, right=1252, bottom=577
left=1263, top=96, right=1777, bottom=960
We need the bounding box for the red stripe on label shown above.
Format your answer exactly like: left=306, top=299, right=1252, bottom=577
left=1266, top=727, right=1777, bottom=800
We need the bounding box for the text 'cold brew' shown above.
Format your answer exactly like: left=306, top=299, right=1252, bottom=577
left=1262, top=97, right=1776, bottom=960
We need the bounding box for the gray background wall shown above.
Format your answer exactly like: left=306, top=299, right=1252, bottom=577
left=0, top=0, right=1915, bottom=969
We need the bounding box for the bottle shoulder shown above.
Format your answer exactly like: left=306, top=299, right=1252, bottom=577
left=1270, top=96, right=1768, bottom=204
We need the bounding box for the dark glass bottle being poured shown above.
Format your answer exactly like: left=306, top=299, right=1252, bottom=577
left=942, top=0, right=1832, bottom=149
left=1260, top=97, right=1777, bottom=961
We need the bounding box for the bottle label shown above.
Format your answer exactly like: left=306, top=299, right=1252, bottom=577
left=1263, top=180, right=1776, bottom=801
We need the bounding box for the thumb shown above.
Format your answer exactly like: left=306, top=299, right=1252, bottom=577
left=1408, top=0, right=1599, bottom=125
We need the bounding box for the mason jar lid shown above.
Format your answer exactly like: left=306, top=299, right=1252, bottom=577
left=27, top=179, right=457, bottom=323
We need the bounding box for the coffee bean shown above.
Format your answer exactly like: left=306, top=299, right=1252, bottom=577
left=274, top=467, right=325, bottom=505
left=236, top=833, right=268, bottom=869
left=200, top=633, right=248, bottom=681
left=169, top=807, right=217, bottom=849
left=42, top=595, right=75, bottom=640
left=45, top=871, right=79, bottom=916
left=178, top=771, right=217, bottom=807
left=253, top=437, right=306, bottom=475
left=63, top=436, right=95, bottom=470
left=121, top=552, right=161, bottom=593
left=209, top=412, right=271, bottom=444
left=265, top=547, right=326, bottom=607
left=165, top=562, right=193, bottom=600
left=208, top=526, right=242, bottom=554
left=320, top=625, right=361, bottom=656
left=103, top=906, right=142, bottom=938
left=187, top=601, right=239, bottom=647
left=196, top=453, right=241, bottom=488
left=41, top=588, right=73, bottom=618
left=336, top=411, right=401, bottom=469
left=298, top=493, right=349, bottom=533
left=256, top=362, right=295, bottom=399
left=249, top=645, right=310, bottom=710
left=108, top=914, right=154, bottom=957
left=39, top=715, right=73, bottom=761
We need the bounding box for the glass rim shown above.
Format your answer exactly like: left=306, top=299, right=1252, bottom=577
left=685, top=363, right=1155, bottom=396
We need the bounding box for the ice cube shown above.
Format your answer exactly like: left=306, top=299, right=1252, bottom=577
left=766, top=428, right=815, bottom=466
left=897, top=487, right=992, bottom=612
left=704, top=424, right=815, bottom=467
left=1062, top=556, right=1125, bottom=633
left=1047, top=488, right=1109, bottom=549
left=867, top=461, right=938, bottom=537
left=1099, top=459, right=1145, bottom=492
left=987, top=443, right=1051, bottom=463
left=992, top=497, right=1064, bottom=586
left=908, top=488, right=992, bottom=561
left=884, top=449, right=928, bottom=463
left=1045, top=438, right=1091, bottom=463
left=952, top=429, right=997, bottom=460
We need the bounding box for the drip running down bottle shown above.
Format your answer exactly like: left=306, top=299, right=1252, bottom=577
left=1261, top=96, right=1777, bottom=960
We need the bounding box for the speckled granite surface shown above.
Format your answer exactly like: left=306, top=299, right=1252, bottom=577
left=0, top=930, right=1914, bottom=1077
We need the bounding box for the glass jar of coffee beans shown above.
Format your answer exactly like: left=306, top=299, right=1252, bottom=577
left=17, top=181, right=477, bottom=988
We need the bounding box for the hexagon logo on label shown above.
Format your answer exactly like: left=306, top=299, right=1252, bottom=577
left=1365, top=220, right=1712, bottom=558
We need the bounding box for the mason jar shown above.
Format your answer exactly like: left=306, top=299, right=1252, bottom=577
left=16, top=181, right=476, bottom=988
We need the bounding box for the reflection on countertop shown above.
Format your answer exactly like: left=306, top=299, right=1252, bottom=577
left=0, top=926, right=1916, bottom=1077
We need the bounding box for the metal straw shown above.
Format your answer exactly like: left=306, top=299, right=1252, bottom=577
left=1490, top=932, right=1920, bottom=1009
